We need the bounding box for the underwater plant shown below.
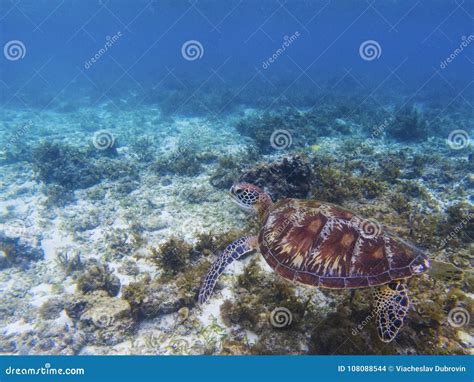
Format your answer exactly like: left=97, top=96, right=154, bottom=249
left=387, top=104, right=430, bottom=142
left=239, top=154, right=312, bottom=200
left=122, top=273, right=190, bottom=319
left=0, top=233, right=44, bottom=270
left=152, top=146, right=203, bottom=176
left=65, top=291, right=135, bottom=347
left=235, top=110, right=300, bottom=154
left=31, top=141, right=101, bottom=190
left=55, top=250, right=83, bottom=276
left=129, top=135, right=155, bottom=163
left=209, top=145, right=260, bottom=189
left=311, top=155, right=385, bottom=203
left=150, top=237, right=193, bottom=276
left=76, top=261, right=121, bottom=297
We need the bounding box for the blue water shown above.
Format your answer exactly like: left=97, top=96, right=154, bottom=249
left=1, top=0, right=473, bottom=112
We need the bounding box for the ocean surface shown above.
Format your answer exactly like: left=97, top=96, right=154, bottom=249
left=0, top=0, right=472, bottom=355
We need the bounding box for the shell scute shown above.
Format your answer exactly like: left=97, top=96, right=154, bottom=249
left=259, top=199, right=426, bottom=289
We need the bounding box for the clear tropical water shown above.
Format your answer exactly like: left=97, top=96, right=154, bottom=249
left=0, top=0, right=472, bottom=355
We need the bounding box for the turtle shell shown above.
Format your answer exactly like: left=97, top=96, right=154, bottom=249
left=258, top=199, right=429, bottom=289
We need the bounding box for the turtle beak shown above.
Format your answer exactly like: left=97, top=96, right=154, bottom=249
left=229, top=185, right=239, bottom=201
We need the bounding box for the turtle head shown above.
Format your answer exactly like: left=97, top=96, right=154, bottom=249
left=230, top=182, right=272, bottom=219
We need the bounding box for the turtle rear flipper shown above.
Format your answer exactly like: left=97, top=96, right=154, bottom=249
left=198, top=236, right=257, bottom=304
left=373, top=281, right=409, bottom=343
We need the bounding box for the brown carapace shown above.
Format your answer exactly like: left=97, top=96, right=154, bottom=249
left=259, top=199, right=428, bottom=290
left=199, top=183, right=430, bottom=343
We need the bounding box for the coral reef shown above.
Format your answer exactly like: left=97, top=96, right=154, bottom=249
left=32, top=141, right=100, bottom=190
left=235, top=107, right=358, bottom=154
left=0, top=320, right=86, bottom=355
left=153, top=147, right=203, bottom=176
left=65, top=291, right=135, bottom=346
left=210, top=152, right=256, bottom=190
left=387, top=104, right=430, bottom=142
left=0, top=93, right=471, bottom=356
left=29, top=141, right=137, bottom=205
left=0, top=233, right=44, bottom=270
left=219, top=258, right=311, bottom=354
left=121, top=270, right=201, bottom=319
left=311, top=154, right=385, bottom=203
left=239, top=154, right=312, bottom=200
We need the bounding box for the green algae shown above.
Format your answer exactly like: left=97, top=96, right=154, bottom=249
left=152, top=146, right=203, bottom=176
left=388, top=104, right=430, bottom=142
left=150, top=237, right=193, bottom=276
left=55, top=250, right=83, bottom=276
left=312, top=159, right=385, bottom=203
left=76, top=261, right=121, bottom=297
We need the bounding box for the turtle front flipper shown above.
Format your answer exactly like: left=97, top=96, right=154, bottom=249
left=373, top=281, right=409, bottom=343
left=198, top=236, right=257, bottom=304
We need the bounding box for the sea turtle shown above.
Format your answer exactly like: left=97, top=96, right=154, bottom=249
left=199, top=182, right=431, bottom=342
